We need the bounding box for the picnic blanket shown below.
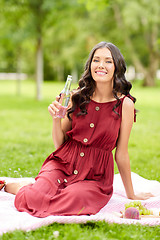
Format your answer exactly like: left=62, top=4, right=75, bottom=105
left=0, top=172, right=160, bottom=235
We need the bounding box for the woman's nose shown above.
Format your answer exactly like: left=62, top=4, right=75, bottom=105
left=98, top=61, right=105, bottom=68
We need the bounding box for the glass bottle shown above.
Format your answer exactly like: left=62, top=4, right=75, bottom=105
left=55, top=75, right=72, bottom=118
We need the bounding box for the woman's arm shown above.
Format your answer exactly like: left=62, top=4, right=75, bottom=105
left=115, top=97, right=153, bottom=200
left=48, top=96, right=72, bottom=149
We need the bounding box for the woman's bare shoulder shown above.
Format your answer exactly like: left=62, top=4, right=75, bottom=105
left=123, top=96, right=134, bottom=108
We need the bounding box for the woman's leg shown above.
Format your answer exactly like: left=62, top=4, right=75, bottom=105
left=44, top=180, right=112, bottom=216
left=4, top=181, right=32, bottom=195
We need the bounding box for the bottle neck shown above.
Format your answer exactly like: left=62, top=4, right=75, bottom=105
left=64, top=75, right=72, bottom=92
left=64, top=79, right=72, bottom=91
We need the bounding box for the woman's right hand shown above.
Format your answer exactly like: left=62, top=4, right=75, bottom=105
left=48, top=96, right=61, bottom=119
left=48, top=96, right=72, bottom=149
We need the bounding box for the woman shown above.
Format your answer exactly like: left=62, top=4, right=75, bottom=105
left=3, top=42, right=153, bottom=217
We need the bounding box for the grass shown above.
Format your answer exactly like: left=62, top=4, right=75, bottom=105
left=1, top=222, right=160, bottom=240
left=126, top=81, right=160, bottom=180
left=0, top=80, right=160, bottom=239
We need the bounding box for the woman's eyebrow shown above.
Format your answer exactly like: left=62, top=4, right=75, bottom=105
left=93, top=55, right=113, bottom=59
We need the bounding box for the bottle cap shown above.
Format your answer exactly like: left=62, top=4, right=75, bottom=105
left=67, top=75, right=72, bottom=80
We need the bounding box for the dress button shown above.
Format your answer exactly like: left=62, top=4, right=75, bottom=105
left=90, top=123, right=94, bottom=128
left=83, top=138, right=88, bottom=143
left=74, top=170, right=78, bottom=175
left=64, top=179, right=68, bottom=183
left=57, top=179, right=61, bottom=184
left=80, top=152, right=85, bottom=157
left=95, top=106, right=100, bottom=111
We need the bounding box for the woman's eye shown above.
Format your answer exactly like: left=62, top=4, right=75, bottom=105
left=93, top=59, right=99, bottom=62
left=106, top=61, right=112, bottom=63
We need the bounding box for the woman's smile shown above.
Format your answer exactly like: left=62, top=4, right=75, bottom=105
left=95, top=71, right=107, bottom=75
left=91, top=47, right=115, bottom=83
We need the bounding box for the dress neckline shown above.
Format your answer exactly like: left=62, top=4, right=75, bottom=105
left=91, top=95, right=126, bottom=104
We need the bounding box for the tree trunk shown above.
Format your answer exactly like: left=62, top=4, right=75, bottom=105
left=57, top=65, right=64, bottom=82
left=143, top=20, right=160, bottom=86
left=16, top=47, right=21, bottom=96
left=36, top=37, right=43, bottom=100
left=143, top=54, right=159, bottom=86
left=71, top=68, right=78, bottom=83
left=113, top=3, right=159, bottom=87
left=113, top=4, right=147, bottom=76
left=143, top=74, right=155, bottom=86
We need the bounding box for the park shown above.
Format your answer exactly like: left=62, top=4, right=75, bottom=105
left=0, top=0, right=160, bottom=239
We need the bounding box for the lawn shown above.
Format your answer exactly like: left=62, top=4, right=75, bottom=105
left=0, top=80, right=160, bottom=239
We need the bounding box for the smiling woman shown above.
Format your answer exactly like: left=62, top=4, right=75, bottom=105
left=91, top=48, right=115, bottom=87
left=3, top=42, right=153, bottom=218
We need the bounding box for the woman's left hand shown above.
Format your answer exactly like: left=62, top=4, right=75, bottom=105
left=134, top=192, right=154, bottom=200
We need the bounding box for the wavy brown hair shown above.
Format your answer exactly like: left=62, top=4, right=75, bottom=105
left=67, top=42, right=136, bottom=120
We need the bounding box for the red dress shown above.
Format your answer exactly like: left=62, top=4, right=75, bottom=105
left=15, top=96, right=129, bottom=217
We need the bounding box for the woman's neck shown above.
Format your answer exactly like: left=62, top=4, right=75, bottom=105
left=91, top=82, right=114, bottom=103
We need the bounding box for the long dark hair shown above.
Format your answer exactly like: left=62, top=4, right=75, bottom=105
left=67, top=42, right=136, bottom=120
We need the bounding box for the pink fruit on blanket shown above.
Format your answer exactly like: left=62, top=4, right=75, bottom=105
left=124, top=207, right=140, bottom=219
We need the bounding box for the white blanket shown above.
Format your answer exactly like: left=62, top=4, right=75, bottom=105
left=0, top=172, right=160, bottom=235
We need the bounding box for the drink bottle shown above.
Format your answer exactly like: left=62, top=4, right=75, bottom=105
left=56, top=75, right=72, bottom=118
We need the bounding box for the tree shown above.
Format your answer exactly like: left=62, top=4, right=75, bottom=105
left=43, top=0, right=97, bottom=82
left=1, top=0, right=159, bottom=90
left=0, top=0, right=68, bottom=100
left=24, top=0, right=55, bottom=100
left=0, top=1, right=29, bottom=95
left=79, top=0, right=160, bottom=86
left=112, top=0, right=160, bottom=86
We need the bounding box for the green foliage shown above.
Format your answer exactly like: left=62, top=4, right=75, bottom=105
left=78, top=0, right=109, bottom=11
left=0, top=80, right=160, bottom=238
left=121, top=0, right=160, bottom=62
left=0, top=0, right=159, bottom=85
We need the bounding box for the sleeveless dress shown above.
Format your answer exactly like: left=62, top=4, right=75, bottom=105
left=15, top=96, right=132, bottom=217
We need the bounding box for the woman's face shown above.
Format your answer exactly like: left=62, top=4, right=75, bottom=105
left=90, top=47, right=115, bottom=84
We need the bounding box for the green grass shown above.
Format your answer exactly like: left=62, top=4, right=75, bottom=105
left=0, top=80, right=78, bottom=178
left=1, top=221, right=160, bottom=240
left=127, top=82, right=160, bottom=180
left=0, top=80, right=160, bottom=239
